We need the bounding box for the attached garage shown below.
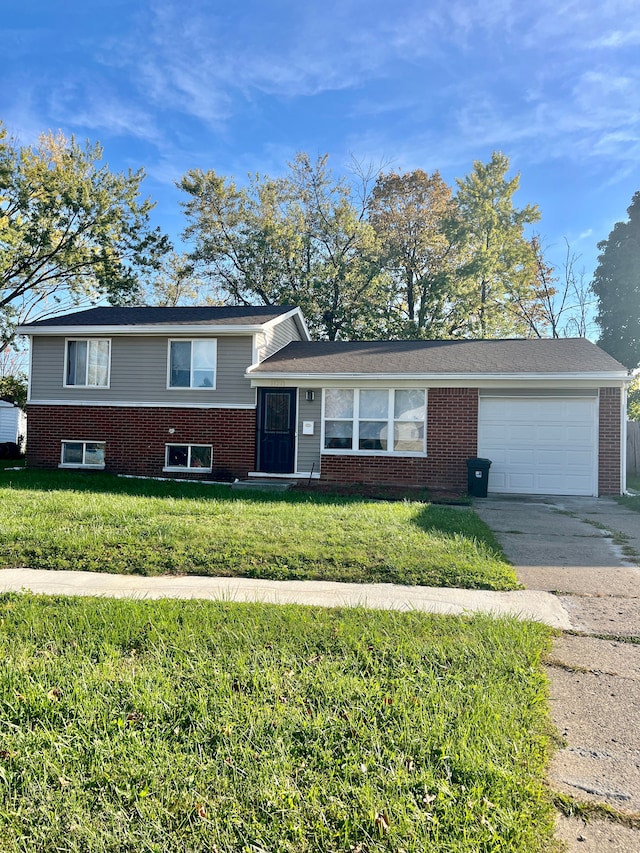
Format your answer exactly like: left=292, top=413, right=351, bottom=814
left=250, top=336, right=630, bottom=497
left=478, top=394, right=598, bottom=496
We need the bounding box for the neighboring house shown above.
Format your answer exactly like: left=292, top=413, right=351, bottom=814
left=0, top=399, right=26, bottom=446
left=18, top=306, right=631, bottom=496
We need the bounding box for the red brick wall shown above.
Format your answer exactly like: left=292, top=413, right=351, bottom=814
left=599, top=388, right=622, bottom=495
left=320, top=388, right=478, bottom=493
left=26, top=405, right=256, bottom=481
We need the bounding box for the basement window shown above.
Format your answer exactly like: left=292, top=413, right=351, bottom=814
left=60, top=441, right=106, bottom=468
left=164, top=444, right=212, bottom=472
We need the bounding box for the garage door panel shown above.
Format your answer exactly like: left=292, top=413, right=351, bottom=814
left=564, top=450, right=594, bottom=466
left=489, top=470, right=508, bottom=489
left=564, top=424, right=594, bottom=441
left=537, top=473, right=594, bottom=492
left=537, top=449, right=569, bottom=466
left=537, top=425, right=573, bottom=442
left=506, top=449, right=536, bottom=465
left=506, top=424, right=535, bottom=441
left=478, top=397, right=597, bottom=496
left=504, top=472, right=536, bottom=491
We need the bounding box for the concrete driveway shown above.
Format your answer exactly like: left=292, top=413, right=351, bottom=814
left=474, top=495, right=640, bottom=635
left=474, top=495, right=640, bottom=853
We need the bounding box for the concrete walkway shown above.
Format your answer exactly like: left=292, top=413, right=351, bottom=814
left=474, top=495, right=640, bottom=853
left=0, top=567, right=572, bottom=628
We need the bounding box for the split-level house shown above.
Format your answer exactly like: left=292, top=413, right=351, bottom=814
left=18, top=305, right=631, bottom=496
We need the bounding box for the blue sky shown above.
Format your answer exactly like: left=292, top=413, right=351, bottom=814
left=3, top=0, right=640, bottom=287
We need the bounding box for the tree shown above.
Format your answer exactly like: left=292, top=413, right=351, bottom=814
left=178, top=153, right=392, bottom=340
left=628, top=376, right=640, bottom=421
left=592, top=191, right=640, bottom=370
left=0, top=346, right=27, bottom=409
left=452, top=152, right=541, bottom=338
left=368, top=169, right=459, bottom=338
left=135, top=252, right=217, bottom=306
left=0, top=373, right=27, bottom=409
left=511, top=237, right=596, bottom=339
left=0, top=123, right=171, bottom=349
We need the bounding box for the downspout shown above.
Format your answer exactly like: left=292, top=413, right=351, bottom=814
left=27, top=336, right=33, bottom=403
left=621, top=381, right=628, bottom=494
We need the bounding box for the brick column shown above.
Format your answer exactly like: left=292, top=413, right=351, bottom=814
left=598, top=388, right=622, bottom=495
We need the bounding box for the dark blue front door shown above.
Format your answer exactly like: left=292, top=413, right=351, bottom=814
left=257, top=388, right=296, bottom=473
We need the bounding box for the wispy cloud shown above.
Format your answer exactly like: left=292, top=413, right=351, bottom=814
left=48, top=83, right=164, bottom=145
left=3, top=0, right=639, bottom=210
left=588, top=29, right=640, bottom=48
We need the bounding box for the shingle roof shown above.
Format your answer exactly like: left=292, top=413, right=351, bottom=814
left=20, top=305, right=297, bottom=328
left=251, top=338, right=628, bottom=375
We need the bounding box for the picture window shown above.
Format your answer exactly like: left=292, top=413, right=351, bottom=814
left=323, top=389, right=426, bottom=454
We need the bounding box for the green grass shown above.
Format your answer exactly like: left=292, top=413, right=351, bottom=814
left=617, top=474, right=640, bottom=512
left=0, top=594, right=556, bottom=852
left=0, top=458, right=24, bottom=470
left=0, top=469, right=516, bottom=590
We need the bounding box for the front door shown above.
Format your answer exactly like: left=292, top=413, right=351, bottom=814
left=257, top=388, right=296, bottom=473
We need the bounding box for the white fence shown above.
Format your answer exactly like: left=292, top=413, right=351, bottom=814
left=628, top=421, right=640, bottom=477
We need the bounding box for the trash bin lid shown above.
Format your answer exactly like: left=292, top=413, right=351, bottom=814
left=466, top=457, right=492, bottom=468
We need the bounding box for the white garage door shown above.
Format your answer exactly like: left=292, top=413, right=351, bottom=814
left=477, top=396, right=598, bottom=496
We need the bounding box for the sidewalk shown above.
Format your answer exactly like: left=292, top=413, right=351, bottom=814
left=0, top=567, right=571, bottom=627
left=474, top=495, right=640, bottom=853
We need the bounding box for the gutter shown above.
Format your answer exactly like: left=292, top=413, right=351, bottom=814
left=17, top=323, right=277, bottom=336
left=245, top=371, right=631, bottom=383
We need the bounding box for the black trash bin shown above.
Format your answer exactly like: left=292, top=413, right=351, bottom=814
left=466, top=457, right=492, bottom=498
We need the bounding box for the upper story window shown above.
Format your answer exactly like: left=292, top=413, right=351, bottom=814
left=168, top=339, right=217, bottom=389
left=323, top=388, right=426, bottom=454
left=65, top=339, right=110, bottom=387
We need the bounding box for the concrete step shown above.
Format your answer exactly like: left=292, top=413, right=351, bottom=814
left=231, top=478, right=296, bottom=492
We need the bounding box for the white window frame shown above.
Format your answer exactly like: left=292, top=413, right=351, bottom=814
left=59, top=440, right=106, bottom=469
left=63, top=339, right=111, bottom=388
left=167, top=339, right=217, bottom=390
left=321, top=388, right=427, bottom=457
left=163, top=444, right=213, bottom=472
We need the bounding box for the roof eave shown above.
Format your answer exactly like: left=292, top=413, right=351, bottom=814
left=17, top=323, right=275, bottom=336
left=247, top=370, right=631, bottom=383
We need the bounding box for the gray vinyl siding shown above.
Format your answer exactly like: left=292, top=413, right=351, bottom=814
left=30, top=335, right=256, bottom=406
left=296, top=391, right=322, bottom=473
left=259, top=316, right=303, bottom=361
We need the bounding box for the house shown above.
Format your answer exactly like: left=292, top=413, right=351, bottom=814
left=18, top=306, right=631, bottom=496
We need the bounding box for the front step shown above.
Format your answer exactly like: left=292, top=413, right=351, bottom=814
left=231, top=478, right=296, bottom=492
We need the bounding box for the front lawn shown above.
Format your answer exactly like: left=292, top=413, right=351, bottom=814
left=0, top=594, right=555, bottom=852
left=0, top=470, right=516, bottom=590
left=617, top=473, right=640, bottom=513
